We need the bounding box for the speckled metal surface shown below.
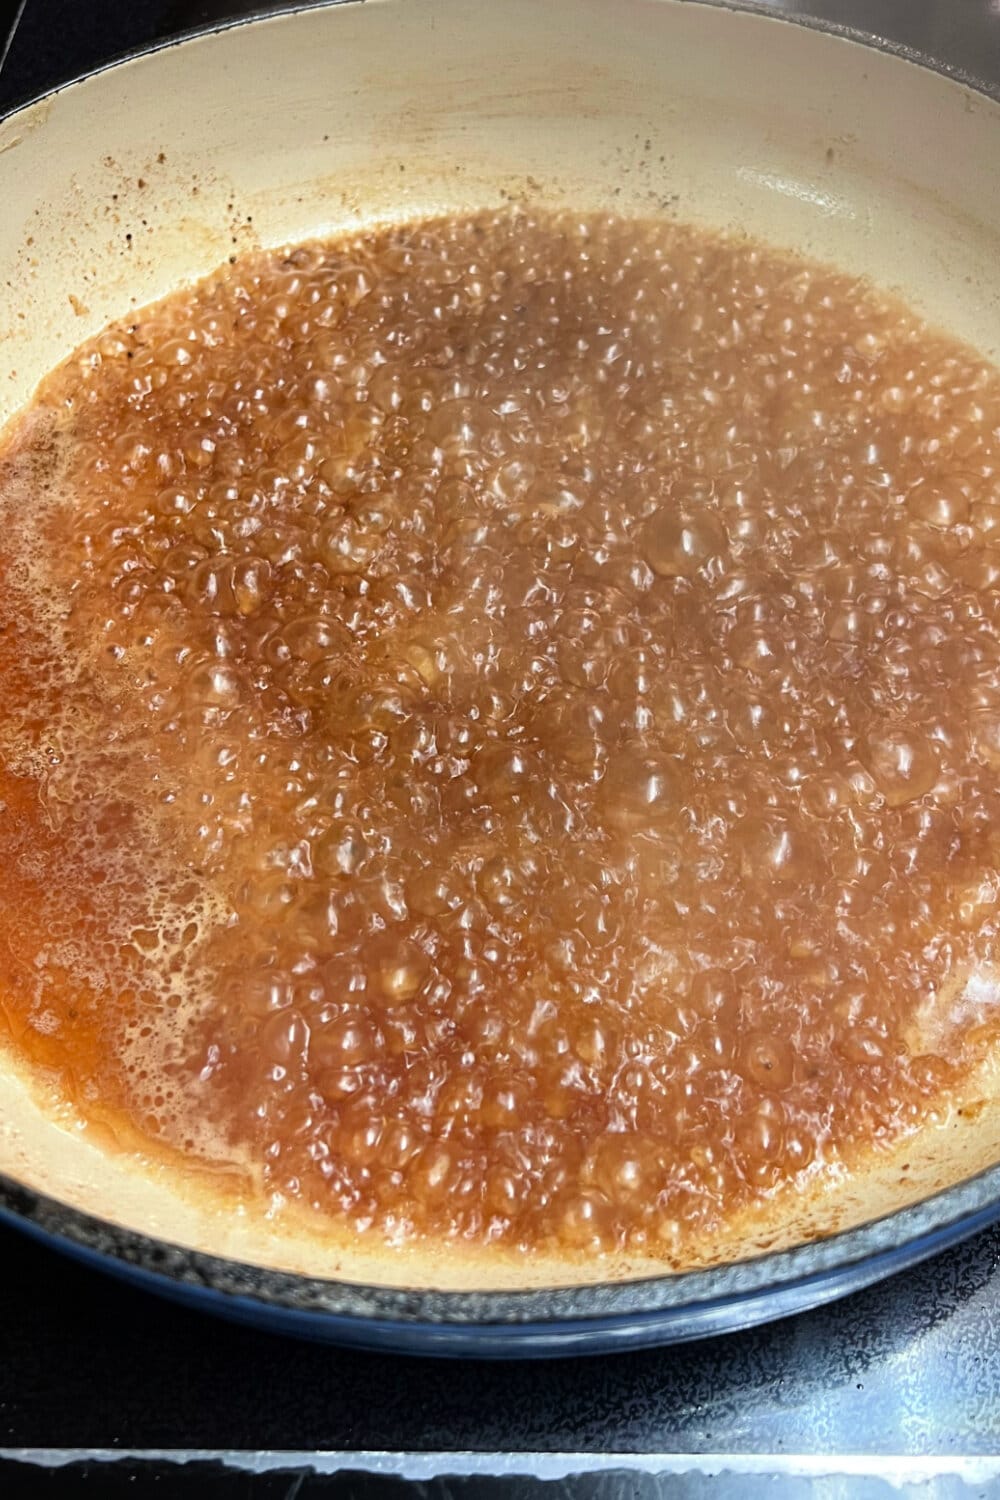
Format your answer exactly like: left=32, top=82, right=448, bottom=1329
left=3, top=1457, right=1000, bottom=1496
left=3, top=0, right=1000, bottom=1380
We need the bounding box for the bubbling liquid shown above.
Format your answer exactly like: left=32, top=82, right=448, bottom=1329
left=2, top=209, right=1000, bottom=1257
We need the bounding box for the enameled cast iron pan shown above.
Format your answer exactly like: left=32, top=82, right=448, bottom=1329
left=1, top=0, right=1000, bottom=1355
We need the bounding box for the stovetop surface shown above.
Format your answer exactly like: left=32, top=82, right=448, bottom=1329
left=3, top=1214, right=1000, bottom=1455
left=2, top=0, right=1000, bottom=1482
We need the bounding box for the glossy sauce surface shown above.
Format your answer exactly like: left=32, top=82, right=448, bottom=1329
left=2, top=211, right=1000, bottom=1257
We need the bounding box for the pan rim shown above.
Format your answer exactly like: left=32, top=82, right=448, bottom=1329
left=3, top=1156, right=1000, bottom=1328
left=1, top=0, right=998, bottom=128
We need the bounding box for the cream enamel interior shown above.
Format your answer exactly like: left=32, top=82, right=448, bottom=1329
left=1, top=0, right=1000, bottom=1290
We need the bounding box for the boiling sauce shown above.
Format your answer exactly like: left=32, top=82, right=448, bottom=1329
left=2, top=211, right=1000, bottom=1256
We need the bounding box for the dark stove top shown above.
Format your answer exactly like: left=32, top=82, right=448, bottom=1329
left=4, top=1220, right=1000, bottom=1469
left=2, top=2, right=1000, bottom=1491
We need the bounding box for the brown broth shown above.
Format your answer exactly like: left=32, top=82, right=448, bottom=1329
left=2, top=210, right=1000, bottom=1256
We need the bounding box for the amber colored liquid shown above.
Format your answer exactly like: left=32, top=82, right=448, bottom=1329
left=2, top=210, right=1000, bottom=1256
